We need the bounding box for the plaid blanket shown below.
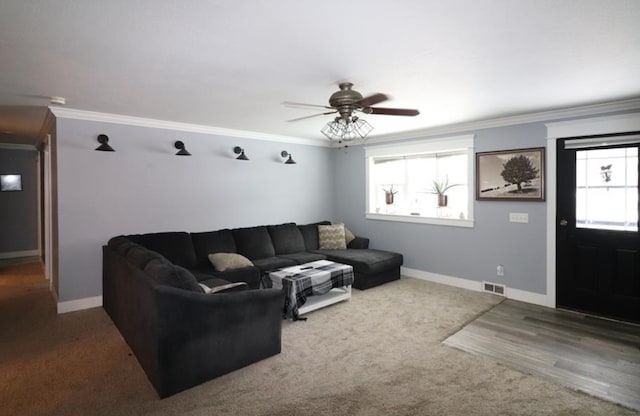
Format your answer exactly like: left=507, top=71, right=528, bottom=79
left=268, top=260, right=354, bottom=320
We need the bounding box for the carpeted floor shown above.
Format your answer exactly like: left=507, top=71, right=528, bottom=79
left=1, top=260, right=638, bottom=416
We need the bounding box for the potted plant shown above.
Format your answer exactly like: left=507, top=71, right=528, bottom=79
left=383, top=185, right=398, bottom=205
left=429, top=176, right=460, bottom=207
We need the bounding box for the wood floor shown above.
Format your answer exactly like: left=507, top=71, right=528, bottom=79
left=444, top=299, right=640, bottom=411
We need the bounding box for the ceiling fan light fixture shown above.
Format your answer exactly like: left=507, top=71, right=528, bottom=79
left=286, top=82, right=417, bottom=145
left=321, top=116, right=373, bottom=144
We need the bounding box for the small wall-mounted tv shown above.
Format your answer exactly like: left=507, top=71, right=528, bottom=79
left=0, top=174, right=22, bottom=191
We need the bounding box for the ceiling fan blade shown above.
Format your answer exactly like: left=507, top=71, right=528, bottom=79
left=287, top=111, right=337, bottom=122
left=364, top=107, right=420, bottom=116
left=355, top=93, right=389, bottom=108
left=282, top=101, right=333, bottom=110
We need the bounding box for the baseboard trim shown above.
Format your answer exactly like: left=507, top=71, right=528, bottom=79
left=401, top=267, right=551, bottom=308
left=50, top=286, right=58, bottom=304
left=57, top=296, right=103, bottom=314
left=506, top=286, right=552, bottom=307
left=0, top=250, right=40, bottom=259
left=53, top=270, right=550, bottom=313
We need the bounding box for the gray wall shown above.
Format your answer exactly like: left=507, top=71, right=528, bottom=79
left=54, top=109, right=639, bottom=304
left=0, top=148, right=39, bottom=254
left=333, top=123, right=548, bottom=295
left=55, top=118, right=335, bottom=302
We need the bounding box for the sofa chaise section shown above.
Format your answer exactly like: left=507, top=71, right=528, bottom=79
left=313, top=248, right=403, bottom=290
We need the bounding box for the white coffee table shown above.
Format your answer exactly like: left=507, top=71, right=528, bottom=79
left=267, top=260, right=353, bottom=320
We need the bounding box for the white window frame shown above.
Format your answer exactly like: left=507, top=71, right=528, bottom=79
left=365, top=134, right=475, bottom=227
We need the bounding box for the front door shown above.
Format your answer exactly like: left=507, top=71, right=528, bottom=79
left=556, top=136, right=640, bottom=323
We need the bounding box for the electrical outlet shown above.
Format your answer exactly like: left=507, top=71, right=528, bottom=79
left=496, top=264, right=504, bottom=276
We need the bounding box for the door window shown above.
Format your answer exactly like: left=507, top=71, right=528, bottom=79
left=575, top=147, right=638, bottom=231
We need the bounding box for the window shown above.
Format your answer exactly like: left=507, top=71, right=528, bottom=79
left=576, top=146, right=638, bottom=231
left=0, top=174, right=22, bottom=191
left=365, top=135, right=474, bottom=227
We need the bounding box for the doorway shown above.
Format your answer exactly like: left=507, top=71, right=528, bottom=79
left=556, top=134, right=640, bottom=323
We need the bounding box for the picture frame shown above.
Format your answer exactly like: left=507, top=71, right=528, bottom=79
left=0, top=174, right=23, bottom=192
left=476, top=147, right=545, bottom=201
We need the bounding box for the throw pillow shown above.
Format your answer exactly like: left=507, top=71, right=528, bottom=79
left=208, top=253, right=254, bottom=272
left=335, top=222, right=356, bottom=245
left=318, top=224, right=347, bottom=250
left=198, top=281, right=248, bottom=294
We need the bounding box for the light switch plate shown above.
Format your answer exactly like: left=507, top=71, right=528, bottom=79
left=509, top=212, right=529, bottom=223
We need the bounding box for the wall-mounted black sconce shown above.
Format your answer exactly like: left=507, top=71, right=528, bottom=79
left=281, top=151, right=296, bottom=164
left=174, top=140, right=191, bottom=156
left=233, top=146, right=249, bottom=160
left=95, top=134, right=115, bottom=152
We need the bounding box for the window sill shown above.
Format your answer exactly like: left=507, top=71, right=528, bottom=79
left=365, top=212, right=474, bottom=228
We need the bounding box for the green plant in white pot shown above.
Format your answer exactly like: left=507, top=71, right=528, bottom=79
left=429, top=176, right=460, bottom=207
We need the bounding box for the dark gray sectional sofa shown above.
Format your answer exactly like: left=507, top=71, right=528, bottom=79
left=103, top=221, right=402, bottom=398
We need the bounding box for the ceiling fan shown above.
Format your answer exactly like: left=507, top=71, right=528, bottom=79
left=283, top=82, right=419, bottom=143
left=284, top=82, right=419, bottom=122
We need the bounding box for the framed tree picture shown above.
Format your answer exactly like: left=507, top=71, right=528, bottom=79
left=476, top=147, right=545, bottom=201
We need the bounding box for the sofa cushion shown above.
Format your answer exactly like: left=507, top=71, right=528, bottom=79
left=144, top=261, right=202, bottom=292
left=298, top=221, right=331, bottom=251
left=108, top=236, right=139, bottom=256
left=277, top=252, right=327, bottom=264
left=210, top=267, right=262, bottom=290
left=108, top=235, right=131, bottom=251
left=198, top=277, right=232, bottom=287
left=267, top=223, right=306, bottom=255
left=313, top=249, right=403, bottom=275
left=191, top=229, right=237, bottom=268
left=318, top=224, right=347, bottom=250
left=232, top=226, right=275, bottom=260
left=117, top=241, right=139, bottom=256
left=252, top=257, right=296, bottom=272
left=127, top=246, right=167, bottom=269
left=127, top=232, right=197, bottom=269
left=191, top=270, right=218, bottom=282
left=208, top=253, right=253, bottom=272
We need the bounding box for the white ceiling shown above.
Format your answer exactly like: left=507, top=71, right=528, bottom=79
left=1, top=0, right=639, bottom=146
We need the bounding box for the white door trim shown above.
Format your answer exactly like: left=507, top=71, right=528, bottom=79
left=43, top=136, right=54, bottom=287
left=545, top=112, right=640, bottom=309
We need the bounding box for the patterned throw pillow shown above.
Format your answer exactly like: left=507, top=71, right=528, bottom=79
left=318, top=224, right=347, bottom=250
left=208, top=253, right=254, bottom=272
left=335, top=222, right=356, bottom=245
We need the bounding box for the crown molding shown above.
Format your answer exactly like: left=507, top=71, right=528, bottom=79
left=49, top=107, right=331, bottom=147
left=48, top=98, right=640, bottom=148
left=365, top=97, right=640, bottom=145
left=545, top=112, right=640, bottom=139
